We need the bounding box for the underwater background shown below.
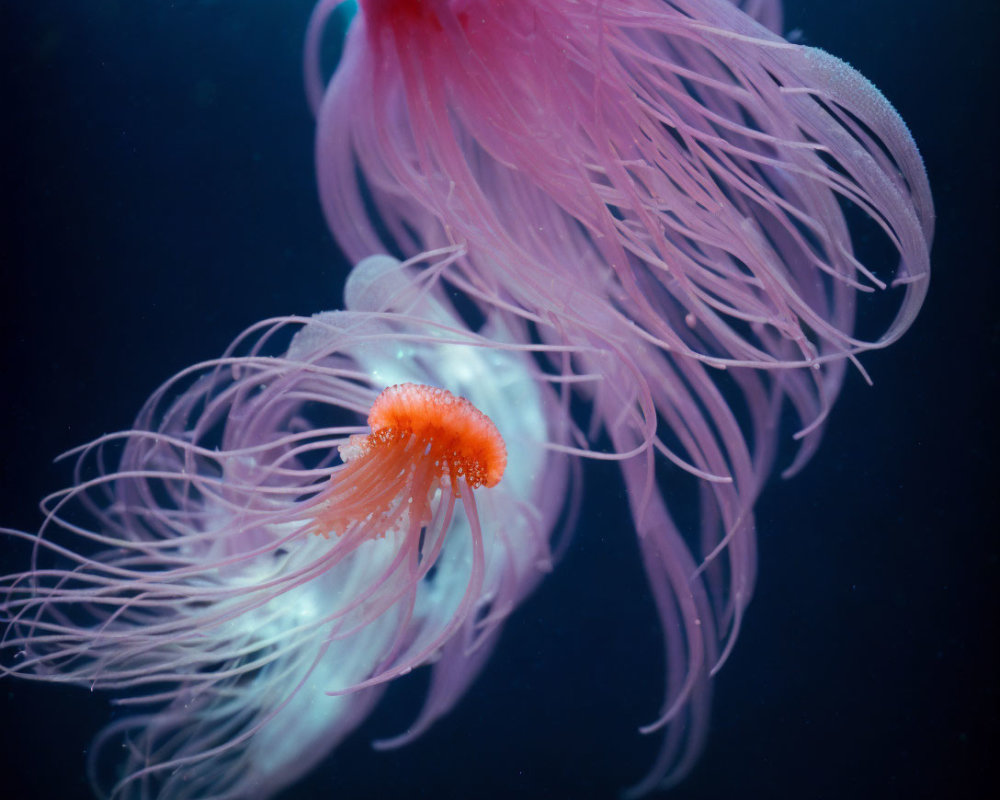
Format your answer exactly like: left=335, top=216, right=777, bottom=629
left=0, top=1, right=996, bottom=798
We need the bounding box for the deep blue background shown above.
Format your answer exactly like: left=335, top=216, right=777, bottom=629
left=1, top=1, right=996, bottom=798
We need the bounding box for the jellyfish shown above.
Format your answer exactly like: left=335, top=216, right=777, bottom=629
left=307, top=0, right=933, bottom=792
left=310, top=0, right=931, bottom=370
left=0, top=251, right=578, bottom=799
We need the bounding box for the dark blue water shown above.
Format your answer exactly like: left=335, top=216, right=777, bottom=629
left=1, top=1, right=996, bottom=798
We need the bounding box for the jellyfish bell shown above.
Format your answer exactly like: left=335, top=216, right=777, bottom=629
left=305, top=381, right=508, bottom=542
left=0, top=251, right=575, bottom=799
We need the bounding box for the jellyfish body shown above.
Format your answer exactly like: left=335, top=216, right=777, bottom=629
left=0, top=252, right=575, bottom=799
left=309, top=0, right=933, bottom=792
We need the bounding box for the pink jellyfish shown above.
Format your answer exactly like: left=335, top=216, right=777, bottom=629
left=1, top=251, right=578, bottom=799
left=307, top=0, right=933, bottom=792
